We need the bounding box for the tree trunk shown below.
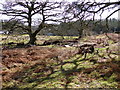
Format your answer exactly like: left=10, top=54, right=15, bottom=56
left=28, top=34, right=37, bottom=45
left=77, top=29, right=83, bottom=40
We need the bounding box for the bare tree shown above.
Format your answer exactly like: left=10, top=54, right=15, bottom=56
left=1, top=0, right=62, bottom=45
left=62, top=1, right=95, bottom=38
left=63, top=1, right=120, bottom=38
left=1, top=0, right=120, bottom=44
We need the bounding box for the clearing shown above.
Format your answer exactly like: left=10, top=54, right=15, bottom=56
left=1, top=33, right=120, bottom=88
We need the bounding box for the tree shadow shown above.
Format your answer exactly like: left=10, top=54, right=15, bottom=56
left=3, top=47, right=98, bottom=88
left=31, top=55, right=87, bottom=88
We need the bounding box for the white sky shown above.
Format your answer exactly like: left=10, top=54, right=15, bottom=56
left=0, top=0, right=119, bottom=21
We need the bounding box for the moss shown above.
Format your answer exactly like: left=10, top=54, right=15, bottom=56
left=89, top=71, right=100, bottom=78
left=100, top=81, right=118, bottom=88
left=35, top=81, right=65, bottom=88
left=95, top=47, right=107, bottom=51
left=18, top=82, right=37, bottom=88
left=62, top=63, right=76, bottom=71
left=3, top=80, right=18, bottom=88
left=108, top=40, right=114, bottom=44
left=77, top=61, right=94, bottom=69
left=50, top=71, right=61, bottom=78
left=96, top=35, right=106, bottom=39
left=108, top=73, right=117, bottom=83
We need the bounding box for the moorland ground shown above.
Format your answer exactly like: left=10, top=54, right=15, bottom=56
left=1, top=33, right=120, bottom=88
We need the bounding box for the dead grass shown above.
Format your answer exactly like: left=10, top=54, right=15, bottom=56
left=1, top=33, right=120, bottom=88
left=2, top=46, right=77, bottom=82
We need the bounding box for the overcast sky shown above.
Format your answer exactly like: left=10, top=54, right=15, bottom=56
left=0, top=0, right=119, bottom=21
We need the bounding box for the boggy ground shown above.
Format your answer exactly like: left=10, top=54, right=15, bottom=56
left=1, top=33, right=120, bottom=88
